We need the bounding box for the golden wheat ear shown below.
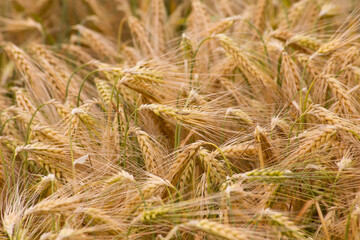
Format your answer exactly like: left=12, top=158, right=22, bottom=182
left=1, top=42, right=52, bottom=103
left=72, top=25, right=118, bottom=63
left=127, top=16, right=156, bottom=58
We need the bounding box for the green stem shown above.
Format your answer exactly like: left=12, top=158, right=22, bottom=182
left=0, top=117, right=16, bottom=135
left=245, top=20, right=271, bottom=65
left=69, top=114, right=76, bottom=191
left=23, top=100, right=55, bottom=173
left=77, top=69, right=102, bottom=107
left=117, top=18, right=127, bottom=54
left=204, top=142, right=233, bottom=175
left=287, top=105, right=312, bottom=146
left=65, top=62, right=93, bottom=102
left=189, top=36, right=213, bottom=88
left=345, top=202, right=355, bottom=240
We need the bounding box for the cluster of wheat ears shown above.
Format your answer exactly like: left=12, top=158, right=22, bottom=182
left=1, top=0, right=360, bottom=239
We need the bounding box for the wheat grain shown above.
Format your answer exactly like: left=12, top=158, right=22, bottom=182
left=185, top=219, right=249, bottom=240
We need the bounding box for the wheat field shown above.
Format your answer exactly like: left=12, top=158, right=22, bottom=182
left=1, top=0, right=360, bottom=239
